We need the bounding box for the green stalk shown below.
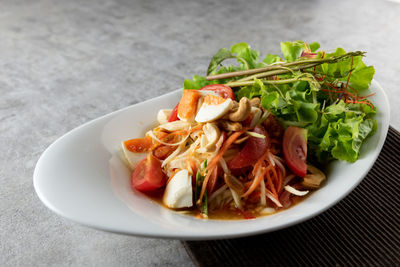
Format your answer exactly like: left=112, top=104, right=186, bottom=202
left=226, top=73, right=320, bottom=88
left=206, top=51, right=365, bottom=81
left=226, top=77, right=301, bottom=87
left=235, top=62, right=319, bottom=82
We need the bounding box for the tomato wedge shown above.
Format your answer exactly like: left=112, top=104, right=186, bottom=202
left=168, top=103, right=179, bottom=122
left=227, top=125, right=268, bottom=169
left=199, top=84, right=235, bottom=100
left=131, top=153, right=166, bottom=192
left=282, top=126, right=308, bottom=177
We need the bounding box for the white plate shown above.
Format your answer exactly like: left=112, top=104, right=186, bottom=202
left=33, top=80, right=390, bottom=240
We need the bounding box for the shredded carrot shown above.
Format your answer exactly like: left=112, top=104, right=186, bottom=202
left=189, top=124, right=203, bottom=133
left=265, top=154, right=279, bottom=188
left=356, top=92, right=376, bottom=99
left=198, top=129, right=248, bottom=203
left=323, top=83, right=357, bottom=99
left=346, top=99, right=374, bottom=109
left=265, top=168, right=278, bottom=197
left=276, top=168, right=283, bottom=193
left=242, top=148, right=275, bottom=198
left=322, top=81, right=375, bottom=109
left=251, top=148, right=270, bottom=177
left=242, top=167, right=267, bottom=198
left=345, top=84, right=360, bottom=97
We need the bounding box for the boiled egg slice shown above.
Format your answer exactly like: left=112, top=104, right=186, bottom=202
left=195, top=95, right=233, bottom=123
left=157, top=109, right=172, bottom=125
left=163, top=169, right=193, bottom=208
left=121, top=141, right=147, bottom=169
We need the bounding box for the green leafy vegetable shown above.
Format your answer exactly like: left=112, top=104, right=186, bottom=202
left=185, top=43, right=265, bottom=89
left=280, top=41, right=320, bottom=62
left=263, top=54, right=281, bottom=65
left=183, top=75, right=211, bottom=90
left=207, top=48, right=233, bottom=75
left=316, top=47, right=375, bottom=91
left=308, top=101, right=377, bottom=163
left=184, top=41, right=377, bottom=163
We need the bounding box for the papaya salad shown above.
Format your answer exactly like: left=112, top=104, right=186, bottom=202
left=121, top=41, right=377, bottom=219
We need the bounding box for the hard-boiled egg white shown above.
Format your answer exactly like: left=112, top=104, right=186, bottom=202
left=195, top=95, right=233, bottom=123
left=157, top=109, right=172, bottom=125
left=121, top=141, right=147, bottom=169
left=163, top=169, right=193, bottom=208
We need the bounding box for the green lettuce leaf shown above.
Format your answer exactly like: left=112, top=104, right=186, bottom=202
left=183, top=75, right=213, bottom=89
left=207, top=48, right=233, bottom=75
left=230, top=43, right=261, bottom=69
left=280, top=41, right=320, bottom=62
left=183, top=41, right=376, bottom=164
left=317, top=48, right=375, bottom=91
left=307, top=101, right=377, bottom=163
left=263, top=54, right=281, bottom=64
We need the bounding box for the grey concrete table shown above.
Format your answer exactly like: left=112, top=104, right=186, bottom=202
left=1, top=0, right=400, bottom=265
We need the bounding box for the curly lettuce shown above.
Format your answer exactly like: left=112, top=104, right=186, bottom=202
left=183, top=41, right=376, bottom=164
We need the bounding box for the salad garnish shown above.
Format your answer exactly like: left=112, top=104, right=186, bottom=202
left=184, top=41, right=376, bottom=163
left=121, top=41, right=377, bottom=219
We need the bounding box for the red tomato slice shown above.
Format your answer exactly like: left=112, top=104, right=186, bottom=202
left=199, top=84, right=235, bottom=100
left=131, top=153, right=166, bottom=192
left=168, top=103, right=180, bottom=122
left=227, top=125, right=268, bottom=169
left=282, top=126, right=308, bottom=177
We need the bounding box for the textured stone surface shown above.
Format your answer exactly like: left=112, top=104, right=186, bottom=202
left=1, top=0, right=399, bottom=265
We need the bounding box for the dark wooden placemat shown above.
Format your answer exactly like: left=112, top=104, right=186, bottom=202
left=182, top=126, right=400, bottom=267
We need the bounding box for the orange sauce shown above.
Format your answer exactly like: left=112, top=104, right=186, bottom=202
left=145, top=190, right=312, bottom=220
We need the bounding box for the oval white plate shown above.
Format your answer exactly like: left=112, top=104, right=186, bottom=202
left=34, top=80, right=389, bottom=240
